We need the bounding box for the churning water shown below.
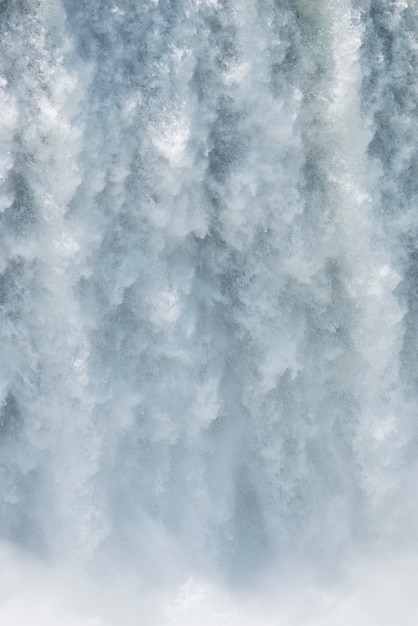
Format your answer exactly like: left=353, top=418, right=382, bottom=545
left=1, top=0, right=418, bottom=623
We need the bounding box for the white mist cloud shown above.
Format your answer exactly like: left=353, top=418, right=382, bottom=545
left=1, top=543, right=418, bottom=626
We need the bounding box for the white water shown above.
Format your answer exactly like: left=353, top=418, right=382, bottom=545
left=1, top=0, right=418, bottom=623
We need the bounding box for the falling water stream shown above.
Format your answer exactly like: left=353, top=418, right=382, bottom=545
left=1, top=0, right=418, bottom=623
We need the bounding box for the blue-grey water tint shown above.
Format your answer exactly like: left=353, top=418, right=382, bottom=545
left=0, top=0, right=418, bottom=623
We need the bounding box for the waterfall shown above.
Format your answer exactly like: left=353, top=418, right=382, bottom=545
left=1, top=0, right=418, bottom=623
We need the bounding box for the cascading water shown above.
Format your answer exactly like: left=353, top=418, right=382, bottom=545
left=1, top=0, right=418, bottom=623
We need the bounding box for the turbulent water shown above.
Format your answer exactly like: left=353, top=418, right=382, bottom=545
left=1, top=0, right=418, bottom=623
